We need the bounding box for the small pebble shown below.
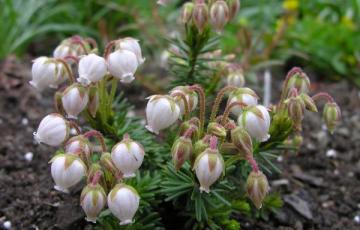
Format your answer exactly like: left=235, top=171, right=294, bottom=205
left=277, top=156, right=283, bottom=162
left=24, top=152, right=34, bottom=162
left=21, top=118, right=29, bottom=126
left=354, top=215, right=360, bottom=224
left=326, top=149, right=337, bottom=158
left=3, top=220, right=11, bottom=229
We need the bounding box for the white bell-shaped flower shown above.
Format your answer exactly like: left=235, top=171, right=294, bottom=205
left=33, top=113, right=69, bottom=146
left=80, top=184, right=106, bottom=223
left=111, top=135, right=144, bottom=178
left=238, top=105, right=271, bottom=142
left=107, top=184, right=140, bottom=225
left=194, top=148, right=224, bottom=193
left=227, top=88, right=258, bottom=116
left=78, top=54, right=107, bottom=86
left=53, top=38, right=86, bottom=59
left=30, top=57, right=65, bottom=91
left=107, top=50, right=139, bottom=83
left=145, top=95, right=180, bottom=134
left=116, top=37, right=145, bottom=65
left=50, top=154, right=86, bottom=193
left=61, top=83, right=89, bottom=119
left=170, top=86, right=198, bottom=115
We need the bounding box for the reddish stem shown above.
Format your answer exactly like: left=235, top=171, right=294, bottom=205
left=209, top=136, right=218, bottom=150
left=91, top=171, right=102, bottom=186
left=189, top=85, right=206, bottom=134
left=63, top=55, right=79, bottom=63
left=210, top=86, right=237, bottom=121
left=172, top=92, right=190, bottom=120
left=312, top=92, right=334, bottom=103
left=246, top=155, right=259, bottom=173
left=103, top=40, right=117, bottom=60
left=84, top=130, right=107, bottom=152
left=70, top=36, right=89, bottom=55
left=55, top=58, right=75, bottom=83
left=221, top=101, right=247, bottom=125
left=85, top=37, right=98, bottom=49
left=68, top=121, right=81, bottom=135
left=183, top=126, right=196, bottom=139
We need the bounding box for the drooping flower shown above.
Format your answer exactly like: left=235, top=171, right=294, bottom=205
left=116, top=38, right=145, bottom=65
left=64, top=135, right=92, bottom=163
left=192, top=0, right=209, bottom=32
left=228, top=88, right=258, bottom=116
left=61, top=83, right=89, bottom=119
left=107, top=49, right=139, bottom=83
left=78, top=54, right=107, bottom=86
left=53, top=36, right=87, bottom=59
left=238, top=105, right=271, bottom=142
left=171, top=136, right=193, bottom=170
left=246, top=170, right=269, bottom=209
left=80, top=184, right=106, bottom=223
left=181, top=2, right=194, bottom=24
left=33, top=113, right=69, bottom=146
left=323, top=102, right=341, bottom=134
left=107, top=184, right=140, bottom=225
left=50, top=154, right=86, bottom=193
left=210, top=0, right=230, bottom=33
left=226, top=66, right=245, bottom=87
left=227, top=0, right=241, bottom=20
left=111, top=135, right=145, bottom=178
left=145, top=95, right=180, bottom=134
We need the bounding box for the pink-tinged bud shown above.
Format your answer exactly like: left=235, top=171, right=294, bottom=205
left=284, top=67, right=311, bottom=95
left=179, top=117, right=200, bottom=137
left=111, top=135, right=145, bottom=178
left=50, top=154, right=86, bottom=193
left=286, top=96, right=305, bottom=130
left=323, top=102, right=341, bottom=134
left=228, top=88, right=259, bottom=116
left=246, top=171, right=269, bottom=209
left=300, top=93, right=318, bottom=112
left=30, top=57, right=66, bottom=91
left=238, top=105, right=271, bottom=142
left=145, top=95, right=180, bottom=134
left=226, top=67, right=245, bottom=87
left=78, top=54, right=107, bottom=86
left=53, top=37, right=87, bottom=59
left=65, top=135, right=92, bottom=163
left=107, top=50, right=139, bottom=83
left=192, top=1, right=209, bottom=33
left=87, top=86, right=99, bottom=118
left=80, top=184, right=106, bottom=223
left=194, top=148, right=224, bottom=193
left=61, top=83, right=89, bottom=119
left=207, top=122, right=227, bottom=138
left=231, top=127, right=252, bottom=156
left=210, top=0, right=230, bottom=33
left=226, top=0, right=240, bottom=20
left=116, top=37, right=145, bottom=65
left=170, top=86, right=198, bottom=115
left=107, top=184, right=140, bottom=225
left=193, top=136, right=210, bottom=161
left=34, top=113, right=69, bottom=146
left=181, top=2, right=194, bottom=24
left=171, top=137, right=193, bottom=170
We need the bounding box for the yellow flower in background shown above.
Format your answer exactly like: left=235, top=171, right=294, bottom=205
left=283, top=0, right=299, bottom=11
left=341, top=16, right=356, bottom=30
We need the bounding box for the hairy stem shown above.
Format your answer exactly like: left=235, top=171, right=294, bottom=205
left=210, top=86, right=237, bottom=121
left=91, top=170, right=102, bottom=186
left=56, top=59, right=75, bottom=83
left=246, top=154, right=259, bottom=173
left=312, top=92, right=334, bottom=103
left=221, top=101, right=246, bottom=125
left=209, top=135, right=218, bottom=150
left=84, top=130, right=107, bottom=152
left=190, top=85, right=206, bottom=135
left=172, top=92, right=190, bottom=120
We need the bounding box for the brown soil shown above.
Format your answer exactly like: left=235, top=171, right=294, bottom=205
left=0, top=57, right=359, bottom=229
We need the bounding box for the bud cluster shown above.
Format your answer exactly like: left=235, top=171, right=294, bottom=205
left=31, top=36, right=146, bottom=224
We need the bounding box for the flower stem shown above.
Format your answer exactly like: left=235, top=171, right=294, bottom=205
left=190, top=85, right=206, bottom=135
left=172, top=92, right=190, bottom=120
left=103, top=40, right=117, bottom=60
left=55, top=58, right=75, bottom=83
left=70, top=36, right=89, bottom=55
left=209, top=135, right=218, bottom=150
left=246, top=154, right=259, bottom=173
left=210, top=86, right=237, bottom=121
left=183, top=126, right=196, bottom=138
left=311, top=92, right=334, bottom=103
left=85, top=37, right=98, bottom=49
left=91, top=170, right=102, bottom=186
left=68, top=121, right=81, bottom=135
left=221, top=101, right=246, bottom=125
left=84, top=130, right=107, bottom=152
left=63, top=55, right=79, bottom=63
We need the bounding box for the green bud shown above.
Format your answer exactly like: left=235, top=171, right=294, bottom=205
left=207, top=122, right=227, bottom=139
left=171, top=137, right=193, bottom=170
left=284, top=67, right=310, bottom=96
left=231, top=127, right=252, bottom=156
left=246, top=171, right=269, bottom=209
left=193, top=138, right=209, bottom=162
left=323, top=102, right=341, bottom=134
left=286, top=96, right=305, bottom=127
left=300, top=93, right=318, bottom=112
left=181, top=2, right=194, bottom=24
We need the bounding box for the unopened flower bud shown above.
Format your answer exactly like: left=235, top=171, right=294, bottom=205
left=80, top=184, right=106, bottom=223
left=145, top=95, right=180, bottom=134
left=228, top=88, right=258, bottom=116
left=171, top=137, right=193, bottom=170
left=65, top=135, right=92, bottom=163
left=226, top=0, right=240, bottom=20
left=34, top=113, right=69, bottom=146
left=286, top=96, right=305, bottom=130
left=107, top=184, right=140, bottom=225
left=111, top=135, right=145, bottom=178
left=53, top=36, right=87, bottom=58
left=100, top=152, right=120, bottom=177
left=87, top=86, right=99, bottom=118
left=192, top=1, right=209, bottom=33
left=246, top=171, right=269, bottom=209
left=30, top=57, right=66, bottom=91
left=116, top=37, right=145, bottom=65
left=226, top=66, right=245, bottom=88
left=50, top=154, right=86, bottom=193
left=170, top=86, right=198, bottom=115
left=207, top=122, right=227, bottom=138
left=194, top=148, right=224, bottom=193
left=284, top=67, right=311, bottom=95
left=61, top=83, right=89, bottom=119
left=323, top=102, right=341, bottom=134
left=300, top=93, right=318, bottom=112
left=78, top=54, right=107, bottom=86
left=107, top=50, right=139, bottom=83
left=231, top=127, right=252, bottom=156
left=210, top=0, right=230, bottom=33
left=179, top=117, right=200, bottom=137
left=181, top=2, right=194, bottom=24
left=238, top=105, right=271, bottom=142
